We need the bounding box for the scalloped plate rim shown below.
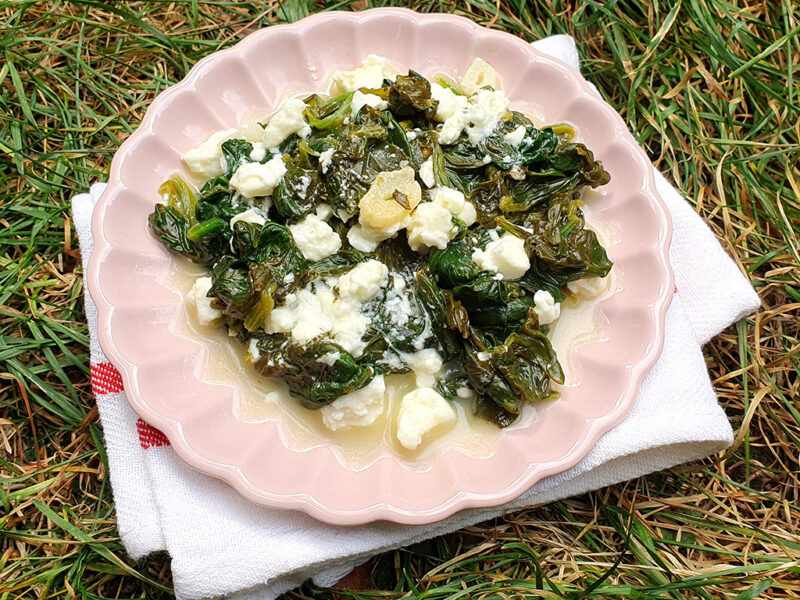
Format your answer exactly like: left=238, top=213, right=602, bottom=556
left=87, top=7, right=674, bottom=525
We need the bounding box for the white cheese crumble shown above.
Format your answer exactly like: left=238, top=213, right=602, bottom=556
left=533, top=290, right=561, bottom=325
left=430, top=82, right=468, bottom=123
left=315, top=203, right=333, bottom=221
left=261, top=97, right=311, bottom=149
left=318, top=147, right=334, bottom=174
left=430, top=186, right=476, bottom=226
left=351, top=90, right=388, bottom=115
left=465, top=89, right=511, bottom=145
left=288, top=213, right=341, bottom=261
left=503, top=125, right=526, bottom=147
left=229, top=156, right=287, bottom=198
left=249, top=141, right=267, bottom=162
left=433, top=86, right=511, bottom=146
left=318, top=351, right=340, bottom=366
left=381, top=277, right=415, bottom=330
left=396, top=387, right=456, bottom=450
left=246, top=338, right=261, bottom=363
left=418, top=156, right=435, bottom=188
left=567, top=276, right=609, bottom=300
left=321, top=375, right=386, bottom=431
left=346, top=219, right=406, bottom=252
left=406, top=203, right=455, bottom=252
left=296, top=175, right=312, bottom=199
left=187, top=276, right=222, bottom=326
left=456, top=387, right=475, bottom=400
left=471, top=233, right=530, bottom=279
left=181, top=128, right=237, bottom=178
left=229, top=208, right=266, bottom=229
left=331, top=54, right=394, bottom=93
left=403, top=348, right=443, bottom=387
left=264, top=260, right=389, bottom=357
left=337, top=260, right=388, bottom=303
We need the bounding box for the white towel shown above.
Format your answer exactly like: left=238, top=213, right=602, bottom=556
left=72, top=34, right=760, bottom=600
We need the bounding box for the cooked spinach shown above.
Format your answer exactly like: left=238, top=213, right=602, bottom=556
left=147, top=63, right=612, bottom=428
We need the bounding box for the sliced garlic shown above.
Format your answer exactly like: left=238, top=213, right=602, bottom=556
left=358, top=166, right=421, bottom=228
left=459, top=57, right=501, bottom=96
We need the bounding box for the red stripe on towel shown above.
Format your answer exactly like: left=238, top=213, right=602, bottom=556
left=90, top=362, right=124, bottom=395
left=137, top=418, right=171, bottom=449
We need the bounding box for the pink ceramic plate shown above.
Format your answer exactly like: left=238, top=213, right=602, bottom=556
left=88, top=8, right=673, bottom=525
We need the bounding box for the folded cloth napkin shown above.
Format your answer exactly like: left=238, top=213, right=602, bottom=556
left=72, top=35, right=760, bottom=600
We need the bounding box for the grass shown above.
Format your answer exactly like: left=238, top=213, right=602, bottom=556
left=0, top=0, right=798, bottom=598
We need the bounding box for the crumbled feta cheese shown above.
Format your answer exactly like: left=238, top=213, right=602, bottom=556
left=315, top=203, right=333, bottom=221
left=337, top=260, right=388, bottom=303
left=382, top=283, right=414, bottom=329
left=430, top=186, right=476, bottom=226
left=465, top=89, right=510, bottom=145
left=187, top=276, right=222, bottom=326
left=434, top=87, right=511, bottom=146
left=249, top=141, right=267, bottom=162
left=181, top=128, right=237, bottom=178
left=263, top=300, right=297, bottom=333
left=318, top=147, right=334, bottom=174
left=318, top=351, right=340, bottom=366
left=569, top=275, right=608, bottom=300
left=347, top=221, right=403, bottom=252
left=406, top=130, right=417, bottom=141
left=331, top=54, right=394, bottom=93
left=289, top=214, right=342, bottom=261
left=476, top=351, right=490, bottom=361
left=351, top=90, right=388, bottom=115
left=264, top=262, right=389, bottom=357
left=418, top=157, right=435, bottom=188
left=265, top=282, right=369, bottom=356
left=471, top=233, right=530, bottom=279
left=229, top=156, right=287, bottom=198
left=430, top=82, right=468, bottom=122
left=246, top=338, right=261, bottom=363
left=396, top=388, right=456, bottom=450
left=533, top=290, right=561, bottom=325
left=229, top=208, right=266, bottom=229
left=296, top=175, right=312, bottom=199
left=482, top=154, right=491, bottom=164
left=456, top=386, right=475, bottom=400
left=261, top=97, right=311, bottom=149
left=283, top=272, right=295, bottom=284
left=437, top=110, right=469, bottom=145
left=321, top=375, right=386, bottom=431
left=404, top=349, right=443, bottom=387
left=406, top=203, right=455, bottom=252
left=503, top=125, right=526, bottom=147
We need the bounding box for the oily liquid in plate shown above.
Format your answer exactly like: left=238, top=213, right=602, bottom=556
left=163, top=202, right=614, bottom=470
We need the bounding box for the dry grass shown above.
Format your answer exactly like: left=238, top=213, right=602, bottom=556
left=1, top=1, right=798, bottom=598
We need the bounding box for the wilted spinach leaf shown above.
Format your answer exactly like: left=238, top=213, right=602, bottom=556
left=388, top=71, right=435, bottom=118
